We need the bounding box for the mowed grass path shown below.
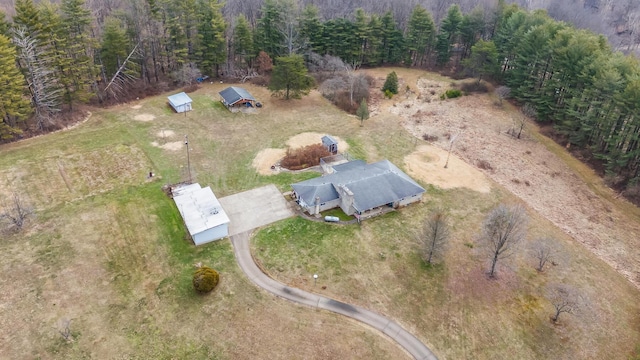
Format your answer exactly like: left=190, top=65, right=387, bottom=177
left=0, top=70, right=639, bottom=359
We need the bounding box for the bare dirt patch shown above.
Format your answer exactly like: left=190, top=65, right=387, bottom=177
left=151, top=140, right=184, bottom=151
left=253, top=148, right=286, bottom=175
left=131, top=104, right=142, bottom=109
left=286, top=132, right=349, bottom=151
left=155, top=129, right=175, bottom=138
left=133, top=113, right=155, bottom=122
left=404, top=144, right=491, bottom=193
left=252, top=132, right=349, bottom=176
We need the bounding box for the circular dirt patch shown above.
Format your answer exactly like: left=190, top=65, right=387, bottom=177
left=134, top=114, right=155, bottom=122
left=253, top=148, right=286, bottom=175
left=404, top=145, right=492, bottom=193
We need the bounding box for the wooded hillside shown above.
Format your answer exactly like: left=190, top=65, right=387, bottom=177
left=2, top=0, right=640, bottom=199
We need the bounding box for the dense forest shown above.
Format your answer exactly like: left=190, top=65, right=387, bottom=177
left=2, top=0, right=640, bottom=198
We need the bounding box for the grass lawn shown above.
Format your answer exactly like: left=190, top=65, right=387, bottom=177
left=1, top=70, right=639, bottom=359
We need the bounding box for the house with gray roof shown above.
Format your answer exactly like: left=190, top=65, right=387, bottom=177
left=291, top=160, right=425, bottom=217
left=219, top=86, right=256, bottom=109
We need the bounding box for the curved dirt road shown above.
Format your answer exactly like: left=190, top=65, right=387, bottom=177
left=230, top=231, right=438, bottom=360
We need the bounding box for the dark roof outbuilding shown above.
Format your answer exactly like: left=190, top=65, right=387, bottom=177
left=219, top=86, right=256, bottom=106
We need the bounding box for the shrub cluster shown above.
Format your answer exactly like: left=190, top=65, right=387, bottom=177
left=382, top=71, right=399, bottom=97
left=459, top=81, right=489, bottom=94
left=422, top=133, right=439, bottom=142
left=477, top=159, right=493, bottom=170
left=443, top=89, right=462, bottom=99
left=280, top=144, right=331, bottom=170
left=193, top=266, right=220, bottom=293
left=319, top=75, right=372, bottom=114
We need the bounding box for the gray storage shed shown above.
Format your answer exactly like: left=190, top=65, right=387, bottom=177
left=322, top=135, right=338, bottom=154
left=173, top=183, right=230, bottom=245
left=168, top=92, right=193, bottom=113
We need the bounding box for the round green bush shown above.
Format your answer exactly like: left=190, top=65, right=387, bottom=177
left=192, top=266, right=220, bottom=293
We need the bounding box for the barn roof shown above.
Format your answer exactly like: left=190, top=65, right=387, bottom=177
left=173, top=183, right=230, bottom=237
left=219, top=86, right=256, bottom=106
left=167, top=92, right=192, bottom=106
left=291, top=160, right=425, bottom=212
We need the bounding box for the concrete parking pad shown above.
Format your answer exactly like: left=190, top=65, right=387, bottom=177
left=219, top=184, right=294, bottom=236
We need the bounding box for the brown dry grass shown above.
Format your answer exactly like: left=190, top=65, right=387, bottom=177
left=0, top=70, right=639, bottom=360
left=280, top=144, right=331, bottom=170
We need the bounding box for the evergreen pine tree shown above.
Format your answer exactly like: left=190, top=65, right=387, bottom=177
left=382, top=71, right=398, bottom=95
left=255, top=0, right=284, bottom=58
left=196, top=0, right=226, bottom=76
left=268, top=54, right=314, bottom=99
left=300, top=5, right=323, bottom=54
left=232, top=15, right=254, bottom=69
left=0, top=11, right=9, bottom=37
left=13, top=0, right=43, bottom=38
left=462, top=40, right=499, bottom=84
left=356, top=98, right=369, bottom=126
left=100, top=18, right=130, bottom=79
left=60, top=0, right=100, bottom=105
left=436, top=4, right=463, bottom=67
left=380, top=11, right=404, bottom=64
left=0, top=34, right=31, bottom=139
left=406, top=5, right=436, bottom=67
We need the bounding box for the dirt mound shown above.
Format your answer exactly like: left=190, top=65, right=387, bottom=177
left=404, top=145, right=492, bottom=193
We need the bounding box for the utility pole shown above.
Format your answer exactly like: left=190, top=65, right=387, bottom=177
left=185, top=135, right=192, bottom=183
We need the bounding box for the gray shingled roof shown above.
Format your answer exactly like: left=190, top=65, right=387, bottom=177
left=291, top=160, right=425, bottom=212
left=219, top=86, right=256, bottom=106
left=332, top=160, right=366, bottom=173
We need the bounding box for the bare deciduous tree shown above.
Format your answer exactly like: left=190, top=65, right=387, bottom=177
left=277, top=0, right=303, bottom=55
left=171, top=63, right=202, bottom=87
left=57, top=318, right=73, bottom=341
left=104, top=42, right=141, bottom=100
left=482, top=204, right=528, bottom=278
left=421, top=209, right=450, bottom=264
left=495, top=85, right=511, bottom=106
left=531, top=237, right=557, bottom=272
left=1, top=192, right=33, bottom=231
left=548, top=284, right=581, bottom=323
left=12, top=27, right=62, bottom=130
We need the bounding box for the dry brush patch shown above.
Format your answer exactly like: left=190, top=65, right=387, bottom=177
left=2, top=74, right=639, bottom=359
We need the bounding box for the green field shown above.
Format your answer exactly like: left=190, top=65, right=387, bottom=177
left=1, top=70, right=639, bottom=359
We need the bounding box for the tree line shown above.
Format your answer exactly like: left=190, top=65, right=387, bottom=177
left=2, top=0, right=640, bottom=193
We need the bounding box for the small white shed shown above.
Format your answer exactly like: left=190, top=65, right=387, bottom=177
left=173, top=183, right=230, bottom=245
left=168, top=92, right=193, bottom=113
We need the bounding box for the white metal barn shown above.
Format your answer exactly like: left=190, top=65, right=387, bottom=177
left=173, top=183, right=230, bottom=245
left=167, top=92, right=193, bottom=113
